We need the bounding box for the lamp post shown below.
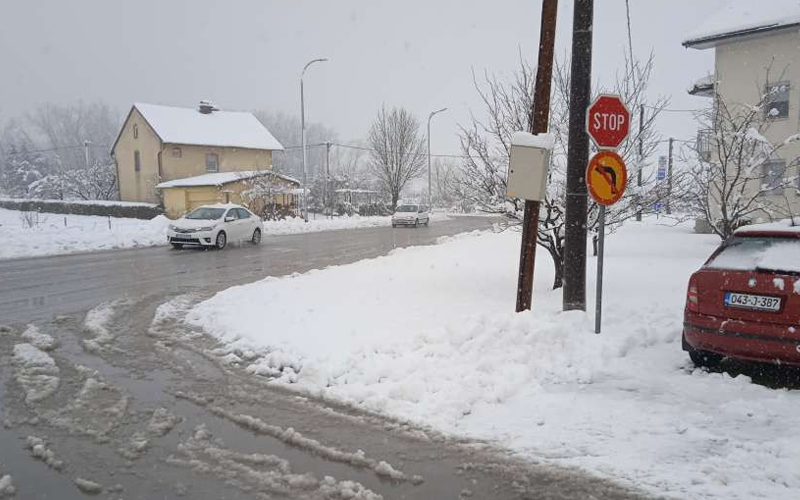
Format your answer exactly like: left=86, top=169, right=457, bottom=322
left=301, top=57, right=328, bottom=222
left=427, top=107, right=447, bottom=208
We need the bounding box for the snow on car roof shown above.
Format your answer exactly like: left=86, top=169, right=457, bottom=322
left=133, top=103, right=284, bottom=151
left=735, top=218, right=800, bottom=236
left=156, top=170, right=300, bottom=189
left=683, top=1, right=800, bottom=49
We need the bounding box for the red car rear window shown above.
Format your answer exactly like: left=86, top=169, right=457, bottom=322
left=705, top=236, right=800, bottom=274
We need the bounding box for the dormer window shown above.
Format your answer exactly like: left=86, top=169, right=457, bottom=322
left=133, top=124, right=139, bottom=139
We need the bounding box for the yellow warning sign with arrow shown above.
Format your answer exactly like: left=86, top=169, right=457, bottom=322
left=586, top=151, right=627, bottom=206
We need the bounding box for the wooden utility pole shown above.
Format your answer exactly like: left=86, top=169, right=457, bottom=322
left=515, top=0, right=559, bottom=312
left=666, top=137, right=674, bottom=214
left=562, top=0, right=593, bottom=312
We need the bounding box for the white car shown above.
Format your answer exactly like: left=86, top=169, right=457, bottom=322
left=392, top=204, right=430, bottom=228
left=167, top=204, right=263, bottom=250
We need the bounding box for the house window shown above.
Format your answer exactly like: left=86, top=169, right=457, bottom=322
left=133, top=124, right=139, bottom=139
left=134, top=150, right=141, bottom=172
left=765, top=82, right=790, bottom=119
left=762, top=159, right=786, bottom=195
left=172, top=147, right=181, bottom=158
left=206, top=153, right=219, bottom=172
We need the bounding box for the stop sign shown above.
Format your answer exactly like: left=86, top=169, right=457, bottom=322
left=586, top=94, right=630, bottom=150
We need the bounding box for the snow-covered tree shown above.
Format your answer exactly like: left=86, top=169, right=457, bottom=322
left=457, top=53, right=670, bottom=289
left=367, top=106, right=427, bottom=210
left=683, top=85, right=800, bottom=239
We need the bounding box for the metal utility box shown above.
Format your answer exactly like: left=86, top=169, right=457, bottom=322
left=507, top=141, right=551, bottom=201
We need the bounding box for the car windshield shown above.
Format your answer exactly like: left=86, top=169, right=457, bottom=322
left=396, top=205, right=418, bottom=212
left=184, top=207, right=225, bottom=220
left=705, top=236, right=800, bottom=274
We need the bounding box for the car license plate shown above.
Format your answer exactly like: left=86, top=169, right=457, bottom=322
left=724, top=292, right=782, bottom=312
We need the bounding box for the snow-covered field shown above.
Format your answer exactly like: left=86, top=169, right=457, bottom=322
left=186, top=219, right=800, bottom=500
left=0, top=208, right=402, bottom=260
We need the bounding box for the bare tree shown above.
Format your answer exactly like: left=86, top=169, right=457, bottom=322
left=683, top=80, right=800, bottom=239
left=367, top=106, right=426, bottom=209
left=457, top=52, right=670, bottom=289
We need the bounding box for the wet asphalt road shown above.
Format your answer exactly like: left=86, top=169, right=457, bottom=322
left=0, top=216, right=495, bottom=323
left=0, top=217, right=664, bottom=499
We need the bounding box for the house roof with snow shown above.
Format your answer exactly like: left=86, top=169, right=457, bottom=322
left=113, top=102, right=284, bottom=152
left=156, top=170, right=300, bottom=189
left=683, top=2, right=800, bottom=49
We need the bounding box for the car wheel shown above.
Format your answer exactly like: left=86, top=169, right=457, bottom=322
left=414, top=218, right=419, bottom=228
left=687, top=345, right=723, bottom=368
left=251, top=228, right=262, bottom=244
left=215, top=231, right=227, bottom=250
left=392, top=224, right=397, bottom=228
left=424, top=218, right=429, bottom=227
left=171, top=243, right=183, bottom=250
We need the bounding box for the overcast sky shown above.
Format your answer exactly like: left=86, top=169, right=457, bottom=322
left=0, top=0, right=728, bottom=160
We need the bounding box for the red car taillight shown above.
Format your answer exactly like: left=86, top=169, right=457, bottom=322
left=687, top=275, right=699, bottom=312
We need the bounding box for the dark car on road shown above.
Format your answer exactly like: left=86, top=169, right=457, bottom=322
left=683, top=222, right=800, bottom=367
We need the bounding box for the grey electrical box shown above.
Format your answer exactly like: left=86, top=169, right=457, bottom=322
left=507, top=138, right=551, bottom=201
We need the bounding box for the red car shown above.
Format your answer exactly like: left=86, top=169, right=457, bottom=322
left=683, top=222, right=800, bottom=367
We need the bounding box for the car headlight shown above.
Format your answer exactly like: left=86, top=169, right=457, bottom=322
left=169, top=224, right=177, bottom=231
left=198, top=226, right=214, bottom=232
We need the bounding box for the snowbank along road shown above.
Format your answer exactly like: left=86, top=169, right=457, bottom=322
left=0, top=217, right=659, bottom=499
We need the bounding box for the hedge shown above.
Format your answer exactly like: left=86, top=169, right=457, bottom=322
left=0, top=199, right=164, bottom=220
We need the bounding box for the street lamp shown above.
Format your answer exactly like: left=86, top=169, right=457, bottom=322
left=301, top=57, right=328, bottom=222
left=427, top=107, right=447, bottom=208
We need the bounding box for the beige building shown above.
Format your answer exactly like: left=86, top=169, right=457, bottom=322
left=684, top=5, right=800, bottom=224
left=112, top=101, right=285, bottom=209
left=156, top=170, right=300, bottom=219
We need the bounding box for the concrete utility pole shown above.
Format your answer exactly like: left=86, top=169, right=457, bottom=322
left=562, top=0, right=594, bottom=312
left=515, top=0, right=559, bottom=312
left=666, top=137, right=674, bottom=214
left=427, top=108, right=447, bottom=208
left=84, top=140, right=90, bottom=168
left=301, top=57, right=328, bottom=223
left=635, top=103, right=644, bottom=221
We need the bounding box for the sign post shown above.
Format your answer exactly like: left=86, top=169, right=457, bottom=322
left=586, top=94, right=630, bottom=334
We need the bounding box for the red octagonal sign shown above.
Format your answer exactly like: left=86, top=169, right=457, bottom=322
left=586, top=94, right=630, bottom=150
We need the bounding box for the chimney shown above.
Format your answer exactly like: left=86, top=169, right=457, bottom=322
left=198, top=100, right=218, bottom=114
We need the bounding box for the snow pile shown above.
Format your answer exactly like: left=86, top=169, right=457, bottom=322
left=73, top=478, right=103, bottom=495
left=0, top=474, right=15, bottom=498
left=186, top=219, right=800, bottom=500
left=147, top=407, right=181, bottom=437
left=25, top=436, right=64, bottom=471
left=12, top=343, right=60, bottom=405
left=20, top=325, right=57, bottom=351
left=187, top=230, right=506, bottom=378
left=0, top=208, right=170, bottom=260
left=82, top=301, right=121, bottom=353
left=261, top=215, right=393, bottom=235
